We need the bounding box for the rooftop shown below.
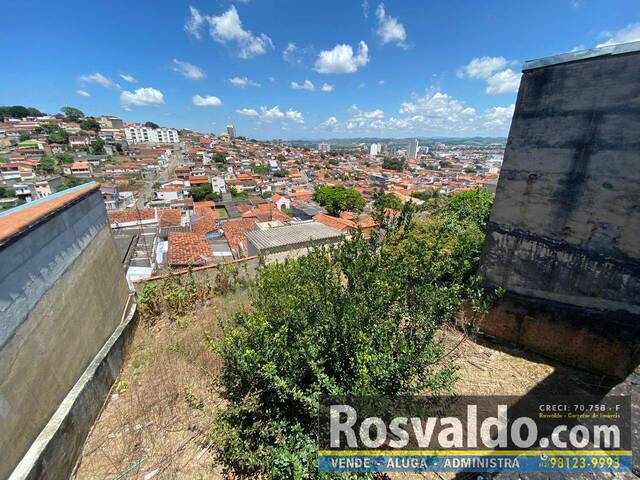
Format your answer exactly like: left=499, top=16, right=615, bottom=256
left=167, top=232, right=212, bottom=266
left=246, top=220, right=342, bottom=251
left=523, top=40, right=640, bottom=71
left=0, top=182, right=99, bottom=245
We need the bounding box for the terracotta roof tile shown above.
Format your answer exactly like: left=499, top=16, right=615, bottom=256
left=168, top=232, right=212, bottom=266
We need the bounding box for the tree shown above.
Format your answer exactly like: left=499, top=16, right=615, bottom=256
left=55, top=152, right=74, bottom=164
left=313, top=185, right=365, bottom=216
left=382, top=156, right=405, bottom=171
left=0, top=186, right=14, bottom=198
left=90, top=137, right=105, bottom=155
left=19, top=132, right=32, bottom=142
left=373, top=189, right=403, bottom=211
left=212, top=194, right=500, bottom=478
left=61, top=106, right=84, bottom=122
left=214, top=152, right=226, bottom=164
left=40, top=123, right=69, bottom=144
left=39, top=156, right=57, bottom=175
left=250, top=163, right=269, bottom=174
left=145, top=121, right=159, bottom=129
left=0, top=105, right=45, bottom=119
left=80, top=118, right=101, bottom=132
left=62, top=176, right=90, bottom=189
left=189, top=184, right=222, bottom=202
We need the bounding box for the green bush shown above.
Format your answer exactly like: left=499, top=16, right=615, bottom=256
left=211, top=190, right=496, bottom=479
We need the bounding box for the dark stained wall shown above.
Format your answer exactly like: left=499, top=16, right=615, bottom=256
left=480, top=49, right=640, bottom=316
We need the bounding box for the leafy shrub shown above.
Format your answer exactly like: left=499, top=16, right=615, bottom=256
left=209, top=189, right=496, bottom=479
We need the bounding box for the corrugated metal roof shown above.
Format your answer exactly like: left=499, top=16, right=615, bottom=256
left=246, top=221, right=341, bottom=251
left=523, top=40, right=640, bottom=71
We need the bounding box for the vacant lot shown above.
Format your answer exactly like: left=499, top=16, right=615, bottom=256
left=74, top=287, right=612, bottom=480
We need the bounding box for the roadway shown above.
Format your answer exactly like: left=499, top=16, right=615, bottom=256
left=135, top=144, right=182, bottom=208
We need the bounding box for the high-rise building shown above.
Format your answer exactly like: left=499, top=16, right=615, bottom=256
left=318, top=142, right=331, bottom=152
left=369, top=143, right=381, bottom=156
left=227, top=125, right=236, bottom=139
left=407, top=139, right=419, bottom=160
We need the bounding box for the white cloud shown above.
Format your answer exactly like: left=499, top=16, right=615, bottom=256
left=310, top=88, right=514, bottom=135
left=192, top=95, right=222, bottom=107
left=229, top=76, right=260, bottom=88
left=120, top=87, right=165, bottom=107
left=172, top=59, right=206, bottom=80
left=260, top=106, right=285, bottom=121
left=76, top=90, right=90, bottom=97
left=597, top=22, right=640, bottom=47
left=291, top=79, right=315, bottom=91
left=119, top=73, right=137, bottom=83
left=375, top=3, right=407, bottom=48
left=314, top=41, right=369, bottom=74
left=458, top=56, right=521, bottom=95
left=237, top=105, right=304, bottom=123
left=485, top=69, right=521, bottom=94
left=185, top=5, right=205, bottom=38
left=321, top=83, right=334, bottom=92
left=286, top=109, right=305, bottom=123
left=357, top=82, right=366, bottom=89
left=458, top=56, right=507, bottom=79
left=362, top=0, right=369, bottom=18
left=319, top=116, right=338, bottom=129
left=237, top=108, right=259, bottom=117
left=283, top=42, right=299, bottom=64
left=185, top=5, right=273, bottom=59
left=378, top=80, right=386, bottom=85
left=344, top=105, right=385, bottom=129
left=78, top=72, right=120, bottom=90
left=483, top=104, right=515, bottom=129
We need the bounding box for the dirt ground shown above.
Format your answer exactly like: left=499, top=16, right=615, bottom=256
left=73, top=295, right=616, bottom=480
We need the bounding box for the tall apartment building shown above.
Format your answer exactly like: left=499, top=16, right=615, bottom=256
left=227, top=124, right=236, bottom=139
left=406, top=139, right=419, bottom=160
left=125, top=125, right=179, bottom=144
left=318, top=142, right=331, bottom=153
left=369, top=143, right=381, bottom=156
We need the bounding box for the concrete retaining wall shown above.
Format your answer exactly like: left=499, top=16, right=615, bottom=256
left=0, top=186, right=131, bottom=478
left=480, top=49, right=640, bottom=317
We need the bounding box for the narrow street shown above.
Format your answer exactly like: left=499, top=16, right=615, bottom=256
left=134, top=145, right=182, bottom=208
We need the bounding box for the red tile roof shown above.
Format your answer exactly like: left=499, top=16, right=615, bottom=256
left=168, top=232, right=212, bottom=266
left=107, top=208, right=155, bottom=225
left=223, top=218, right=256, bottom=257
left=158, top=208, right=182, bottom=228
left=312, top=213, right=354, bottom=232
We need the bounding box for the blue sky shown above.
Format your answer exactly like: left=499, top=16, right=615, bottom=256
left=1, top=0, right=638, bottom=139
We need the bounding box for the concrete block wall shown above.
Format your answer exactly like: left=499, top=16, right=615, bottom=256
left=480, top=46, right=640, bottom=317
left=0, top=184, right=131, bottom=478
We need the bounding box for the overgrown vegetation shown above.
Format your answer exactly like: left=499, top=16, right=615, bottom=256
left=212, top=188, right=496, bottom=479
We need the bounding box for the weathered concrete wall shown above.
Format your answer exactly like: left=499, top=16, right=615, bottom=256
left=480, top=50, right=640, bottom=316
left=0, top=187, right=130, bottom=478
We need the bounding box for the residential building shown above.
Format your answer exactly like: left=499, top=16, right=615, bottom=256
left=318, top=142, right=331, bottom=152
left=125, top=125, right=179, bottom=144
left=226, top=125, right=236, bottom=139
